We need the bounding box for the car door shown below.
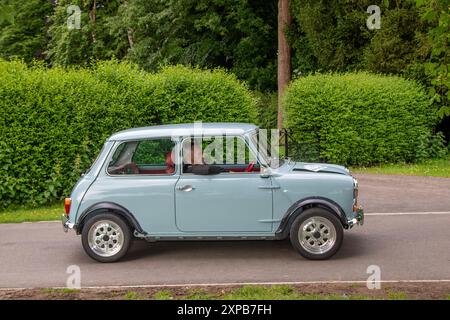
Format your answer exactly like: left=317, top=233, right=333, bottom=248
left=83, top=137, right=180, bottom=234
left=175, top=136, right=273, bottom=232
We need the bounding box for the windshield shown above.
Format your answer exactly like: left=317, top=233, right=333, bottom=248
left=250, top=130, right=285, bottom=169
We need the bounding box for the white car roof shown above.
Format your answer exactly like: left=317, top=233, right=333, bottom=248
left=107, top=123, right=258, bottom=141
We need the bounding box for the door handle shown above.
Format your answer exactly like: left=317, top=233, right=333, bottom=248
left=258, top=186, right=280, bottom=189
left=176, top=185, right=195, bottom=192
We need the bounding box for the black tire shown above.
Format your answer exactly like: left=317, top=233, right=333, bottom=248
left=289, top=207, right=344, bottom=260
left=81, top=213, right=132, bottom=263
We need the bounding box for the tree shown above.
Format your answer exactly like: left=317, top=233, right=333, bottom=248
left=289, top=0, right=429, bottom=75
left=0, top=1, right=14, bottom=25
left=47, top=0, right=126, bottom=66
left=109, top=0, right=278, bottom=91
left=277, top=0, right=291, bottom=129
left=0, top=0, right=53, bottom=62
left=417, top=0, right=450, bottom=118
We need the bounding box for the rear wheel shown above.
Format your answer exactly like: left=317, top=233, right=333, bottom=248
left=81, top=213, right=132, bottom=263
left=289, top=208, right=343, bottom=260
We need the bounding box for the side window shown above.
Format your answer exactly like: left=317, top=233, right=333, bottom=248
left=182, top=136, right=259, bottom=174
left=223, top=136, right=258, bottom=167
left=107, top=138, right=175, bottom=175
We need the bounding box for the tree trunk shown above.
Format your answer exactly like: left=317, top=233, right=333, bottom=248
left=89, top=0, right=97, bottom=43
left=277, top=0, right=292, bottom=129
left=127, top=28, right=134, bottom=48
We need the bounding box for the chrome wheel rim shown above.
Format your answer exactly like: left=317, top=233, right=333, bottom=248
left=88, top=220, right=124, bottom=257
left=298, top=216, right=336, bottom=254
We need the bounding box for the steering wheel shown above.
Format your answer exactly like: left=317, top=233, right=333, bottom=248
left=245, top=160, right=256, bottom=172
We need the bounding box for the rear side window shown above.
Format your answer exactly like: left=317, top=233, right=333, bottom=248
left=107, top=138, right=176, bottom=175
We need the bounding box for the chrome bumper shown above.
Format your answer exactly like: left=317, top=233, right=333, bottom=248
left=348, top=206, right=364, bottom=228
left=61, top=214, right=75, bottom=233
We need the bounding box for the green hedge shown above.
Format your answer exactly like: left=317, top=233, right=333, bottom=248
left=0, top=60, right=257, bottom=208
left=283, top=72, right=446, bottom=166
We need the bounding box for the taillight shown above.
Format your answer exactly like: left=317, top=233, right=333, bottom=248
left=65, top=198, right=71, bottom=217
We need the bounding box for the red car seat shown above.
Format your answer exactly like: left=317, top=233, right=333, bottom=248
left=166, top=151, right=175, bottom=174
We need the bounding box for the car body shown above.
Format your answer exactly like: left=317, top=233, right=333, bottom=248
left=62, top=123, right=364, bottom=262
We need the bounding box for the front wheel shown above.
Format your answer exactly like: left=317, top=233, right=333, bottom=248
left=289, top=208, right=344, bottom=260
left=81, top=213, right=132, bottom=263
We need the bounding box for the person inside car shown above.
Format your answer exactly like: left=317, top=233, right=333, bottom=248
left=182, top=141, right=222, bottom=174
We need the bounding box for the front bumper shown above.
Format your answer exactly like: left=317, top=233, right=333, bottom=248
left=61, top=214, right=75, bottom=233
left=348, top=206, right=364, bottom=228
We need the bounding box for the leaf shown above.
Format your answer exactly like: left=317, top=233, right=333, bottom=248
left=422, top=8, right=437, bottom=22
left=415, top=0, right=427, bottom=7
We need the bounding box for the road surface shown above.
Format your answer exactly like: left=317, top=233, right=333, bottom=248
left=0, top=173, right=449, bottom=289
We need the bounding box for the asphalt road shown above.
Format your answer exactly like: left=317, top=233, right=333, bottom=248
left=0, top=173, right=449, bottom=289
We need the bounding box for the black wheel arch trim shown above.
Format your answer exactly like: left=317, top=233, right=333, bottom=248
left=76, top=202, right=146, bottom=235
left=275, top=196, right=348, bottom=239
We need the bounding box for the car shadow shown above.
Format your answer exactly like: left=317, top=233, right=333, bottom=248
left=120, top=232, right=375, bottom=262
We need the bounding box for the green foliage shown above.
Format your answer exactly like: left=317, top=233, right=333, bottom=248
left=352, top=155, right=450, bottom=178
left=0, top=0, right=446, bottom=98
left=0, top=204, right=62, bottom=223
left=415, top=131, right=448, bottom=161
left=290, top=0, right=427, bottom=76
left=0, top=59, right=257, bottom=207
left=0, top=1, right=15, bottom=24
left=284, top=72, right=443, bottom=165
left=132, top=139, right=174, bottom=165
left=0, top=0, right=448, bottom=178
left=185, top=289, right=212, bottom=300
left=0, top=0, right=53, bottom=62
left=153, top=290, right=174, bottom=300
left=290, top=0, right=372, bottom=74
left=362, top=1, right=429, bottom=75
left=254, top=91, right=278, bottom=129
left=416, top=0, right=450, bottom=118
left=47, top=0, right=126, bottom=67
left=108, top=0, right=278, bottom=91
left=123, top=291, right=146, bottom=300
left=222, top=285, right=299, bottom=300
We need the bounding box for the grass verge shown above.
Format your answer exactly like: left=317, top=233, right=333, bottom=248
left=1, top=283, right=449, bottom=300
left=0, top=204, right=62, bottom=223
left=352, top=156, right=450, bottom=178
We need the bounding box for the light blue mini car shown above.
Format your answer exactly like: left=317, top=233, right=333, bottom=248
left=62, top=123, right=364, bottom=262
